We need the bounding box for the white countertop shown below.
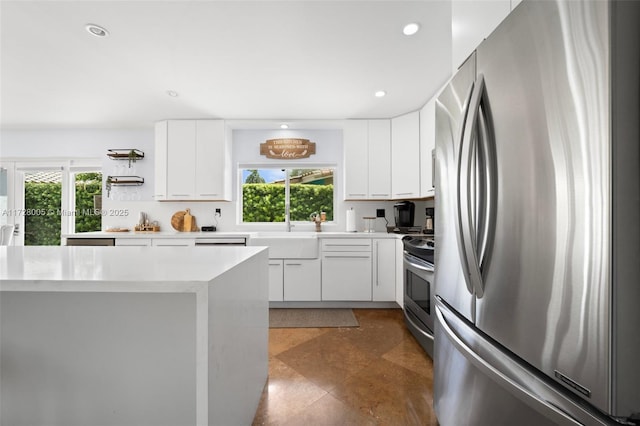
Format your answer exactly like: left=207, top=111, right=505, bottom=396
left=62, top=230, right=409, bottom=240
left=0, top=246, right=267, bottom=289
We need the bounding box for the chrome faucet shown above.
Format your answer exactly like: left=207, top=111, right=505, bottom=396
left=285, top=202, right=294, bottom=231
left=284, top=169, right=293, bottom=232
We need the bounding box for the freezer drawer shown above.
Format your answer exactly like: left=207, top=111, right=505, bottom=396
left=434, top=299, right=611, bottom=426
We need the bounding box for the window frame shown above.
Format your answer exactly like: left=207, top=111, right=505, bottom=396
left=238, top=163, right=337, bottom=227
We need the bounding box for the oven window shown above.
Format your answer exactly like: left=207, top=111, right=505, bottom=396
left=405, top=269, right=430, bottom=315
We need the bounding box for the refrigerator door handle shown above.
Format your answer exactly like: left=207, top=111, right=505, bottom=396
left=455, top=81, right=477, bottom=297
left=458, top=76, right=485, bottom=297
left=475, top=74, right=497, bottom=282
left=435, top=298, right=608, bottom=426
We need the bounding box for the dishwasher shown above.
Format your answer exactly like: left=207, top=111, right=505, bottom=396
left=194, top=238, right=247, bottom=246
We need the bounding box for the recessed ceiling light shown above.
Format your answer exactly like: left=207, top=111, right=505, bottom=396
left=85, top=24, right=109, bottom=38
left=375, top=90, right=387, bottom=98
left=280, top=124, right=289, bottom=129
left=403, top=23, right=420, bottom=36
left=166, top=90, right=179, bottom=97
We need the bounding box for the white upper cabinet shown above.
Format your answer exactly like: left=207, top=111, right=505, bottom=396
left=368, top=120, right=392, bottom=199
left=420, top=97, right=436, bottom=198
left=167, top=120, right=197, bottom=200
left=155, top=119, right=231, bottom=201
left=343, top=120, right=368, bottom=199
left=343, top=119, right=391, bottom=200
left=194, top=120, right=228, bottom=200
left=391, top=111, right=421, bottom=199
left=154, top=121, right=168, bottom=200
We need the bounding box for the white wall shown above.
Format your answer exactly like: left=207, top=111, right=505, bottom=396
left=1, top=127, right=433, bottom=233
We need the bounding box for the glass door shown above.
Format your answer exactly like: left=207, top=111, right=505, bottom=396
left=2, top=161, right=102, bottom=246
left=15, top=167, right=64, bottom=246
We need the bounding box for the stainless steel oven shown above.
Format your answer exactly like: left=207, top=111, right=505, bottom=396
left=403, top=236, right=435, bottom=357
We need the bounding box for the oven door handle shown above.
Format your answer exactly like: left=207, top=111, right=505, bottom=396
left=404, top=309, right=434, bottom=342
left=404, top=252, right=435, bottom=272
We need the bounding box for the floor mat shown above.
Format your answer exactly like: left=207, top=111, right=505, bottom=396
left=269, top=308, right=359, bottom=328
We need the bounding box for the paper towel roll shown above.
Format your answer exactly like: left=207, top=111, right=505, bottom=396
left=346, top=208, right=356, bottom=232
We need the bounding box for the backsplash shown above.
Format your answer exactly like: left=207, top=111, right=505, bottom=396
left=102, top=199, right=433, bottom=233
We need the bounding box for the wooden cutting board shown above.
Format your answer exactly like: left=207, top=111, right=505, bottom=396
left=171, top=210, right=198, bottom=232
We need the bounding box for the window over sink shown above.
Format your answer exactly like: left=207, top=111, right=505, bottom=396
left=240, top=167, right=335, bottom=224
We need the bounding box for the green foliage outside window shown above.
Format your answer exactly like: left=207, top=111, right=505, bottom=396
left=24, top=172, right=102, bottom=246
left=75, top=172, right=102, bottom=233
left=24, top=182, right=62, bottom=246
left=243, top=183, right=334, bottom=223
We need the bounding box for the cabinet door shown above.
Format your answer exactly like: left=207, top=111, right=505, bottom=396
left=368, top=120, right=392, bottom=199
left=284, top=259, right=321, bottom=301
left=167, top=120, right=196, bottom=200
left=391, top=111, right=421, bottom=199
left=321, top=253, right=372, bottom=301
left=420, top=99, right=436, bottom=198
left=343, top=120, right=368, bottom=200
left=372, top=239, right=396, bottom=301
left=269, top=260, right=284, bottom=302
left=195, top=120, right=227, bottom=200
left=154, top=121, right=168, bottom=200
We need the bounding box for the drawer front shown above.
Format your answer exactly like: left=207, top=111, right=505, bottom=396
left=151, top=238, right=195, bottom=247
left=321, top=238, right=371, bottom=252
left=116, top=238, right=151, bottom=247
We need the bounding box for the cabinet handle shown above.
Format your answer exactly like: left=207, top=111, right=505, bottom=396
left=324, top=244, right=370, bottom=247
left=269, top=262, right=281, bottom=266
left=432, top=148, right=436, bottom=189
left=375, top=241, right=379, bottom=286
left=170, top=194, right=191, bottom=197
left=285, top=263, right=302, bottom=266
left=323, top=255, right=371, bottom=259
left=395, top=192, right=415, bottom=196
left=348, top=193, right=366, bottom=196
left=371, top=194, right=390, bottom=197
left=199, top=193, right=219, bottom=196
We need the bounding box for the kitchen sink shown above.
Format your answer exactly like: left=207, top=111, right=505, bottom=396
left=248, top=232, right=319, bottom=258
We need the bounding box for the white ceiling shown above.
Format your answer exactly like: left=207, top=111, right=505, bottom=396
left=0, top=1, right=452, bottom=130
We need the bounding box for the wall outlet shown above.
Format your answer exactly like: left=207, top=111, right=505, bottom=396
left=215, top=208, right=221, bottom=217
left=376, top=208, right=385, bottom=218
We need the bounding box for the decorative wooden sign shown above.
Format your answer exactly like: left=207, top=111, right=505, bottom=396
left=260, top=138, right=316, bottom=159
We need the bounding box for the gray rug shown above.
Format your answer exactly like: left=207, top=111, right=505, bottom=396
left=269, top=308, right=359, bottom=328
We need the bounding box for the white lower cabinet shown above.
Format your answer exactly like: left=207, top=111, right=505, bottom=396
left=266, top=237, right=397, bottom=303
left=283, top=259, right=321, bottom=301
left=372, top=239, right=396, bottom=301
left=322, top=253, right=372, bottom=301
left=321, top=239, right=373, bottom=301
left=269, top=260, right=284, bottom=302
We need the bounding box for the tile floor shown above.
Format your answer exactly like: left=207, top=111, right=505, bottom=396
left=252, top=308, right=439, bottom=425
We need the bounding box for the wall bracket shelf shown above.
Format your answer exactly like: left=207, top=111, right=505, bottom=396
left=106, top=175, right=144, bottom=197
left=107, top=149, right=145, bottom=161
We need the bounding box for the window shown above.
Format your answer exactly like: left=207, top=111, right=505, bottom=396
left=241, top=168, right=334, bottom=223
left=73, top=171, right=103, bottom=234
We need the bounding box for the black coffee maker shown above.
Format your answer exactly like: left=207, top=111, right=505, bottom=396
left=394, top=201, right=415, bottom=227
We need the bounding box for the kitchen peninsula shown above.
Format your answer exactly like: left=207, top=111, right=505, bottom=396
left=0, top=245, right=268, bottom=426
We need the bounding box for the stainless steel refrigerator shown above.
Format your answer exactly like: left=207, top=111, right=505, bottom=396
left=434, top=0, right=640, bottom=424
